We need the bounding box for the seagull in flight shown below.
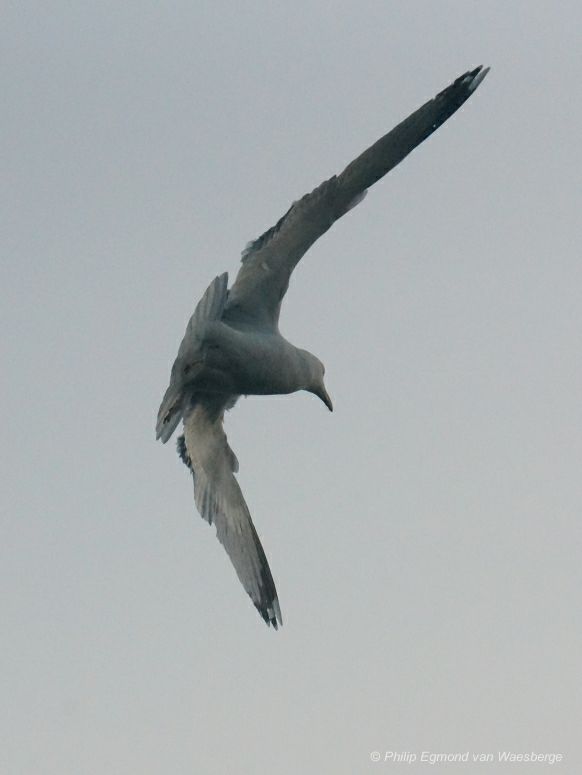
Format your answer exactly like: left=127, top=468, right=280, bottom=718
left=156, top=66, right=489, bottom=628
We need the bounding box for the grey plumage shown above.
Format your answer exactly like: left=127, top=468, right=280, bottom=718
left=156, top=66, right=489, bottom=628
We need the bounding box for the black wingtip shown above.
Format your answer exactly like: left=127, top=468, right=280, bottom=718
left=255, top=592, right=283, bottom=630
left=462, top=65, right=490, bottom=92
left=257, top=601, right=282, bottom=630
left=414, top=64, right=490, bottom=147
left=438, top=64, right=490, bottom=104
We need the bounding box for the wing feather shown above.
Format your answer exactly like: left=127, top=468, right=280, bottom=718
left=224, top=66, right=489, bottom=330
left=156, top=273, right=229, bottom=443
left=182, top=399, right=282, bottom=628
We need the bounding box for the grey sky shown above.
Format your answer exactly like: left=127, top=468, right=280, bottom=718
left=2, top=2, right=581, bottom=774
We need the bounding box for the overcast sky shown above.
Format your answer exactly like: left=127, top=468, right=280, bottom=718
left=2, top=2, right=581, bottom=773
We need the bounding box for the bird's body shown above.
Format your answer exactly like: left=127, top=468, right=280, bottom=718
left=202, top=322, right=318, bottom=398
left=156, top=66, right=489, bottom=628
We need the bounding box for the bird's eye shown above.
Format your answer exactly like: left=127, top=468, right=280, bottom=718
left=183, top=365, right=191, bottom=375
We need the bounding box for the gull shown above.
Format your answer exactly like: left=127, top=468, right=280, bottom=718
left=156, top=66, right=489, bottom=628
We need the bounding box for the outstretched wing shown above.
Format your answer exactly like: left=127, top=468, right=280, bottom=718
left=223, top=66, right=489, bottom=331
left=181, top=397, right=282, bottom=628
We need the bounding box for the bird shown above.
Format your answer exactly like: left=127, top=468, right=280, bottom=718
left=156, top=66, right=489, bottom=629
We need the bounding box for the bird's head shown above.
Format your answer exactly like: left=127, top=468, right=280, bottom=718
left=305, top=354, right=333, bottom=412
